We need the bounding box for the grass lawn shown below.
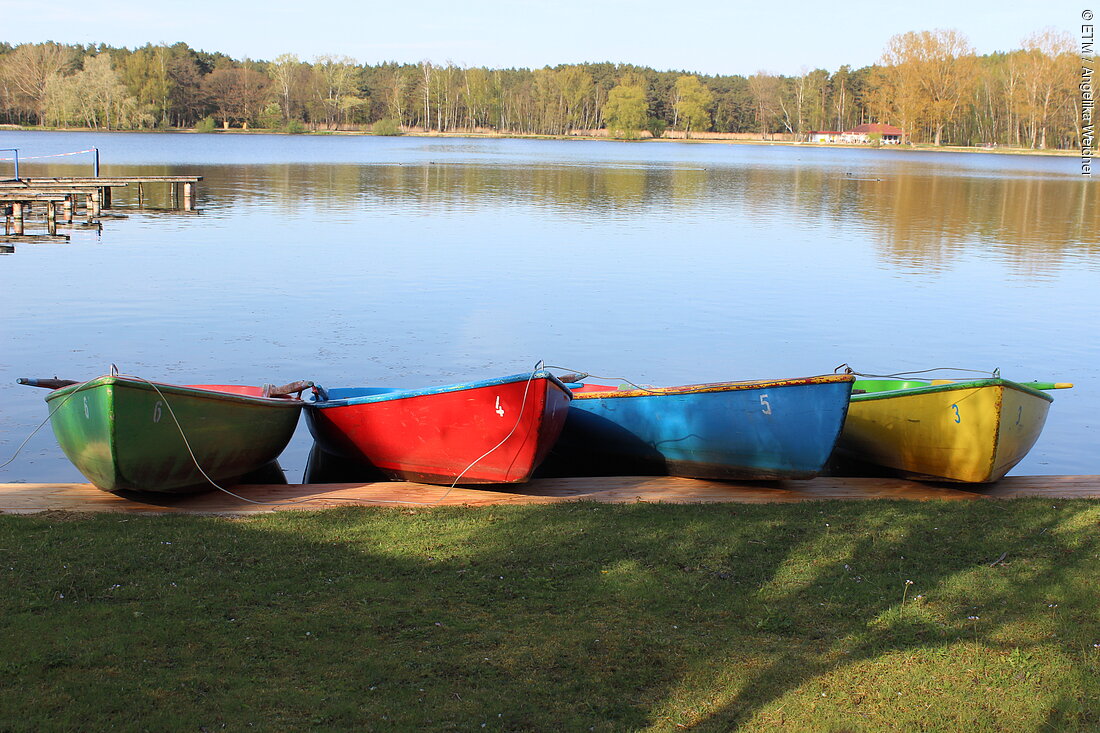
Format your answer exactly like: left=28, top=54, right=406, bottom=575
left=2, top=499, right=1099, bottom=731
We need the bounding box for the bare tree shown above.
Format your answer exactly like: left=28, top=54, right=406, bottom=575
left=1, top=43, right=78, bottom=123
left=881, top=29, right=975, bottom=145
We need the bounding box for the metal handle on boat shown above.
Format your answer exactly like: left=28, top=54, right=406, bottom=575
left=16, top=377, right=80, bottom=389
left=262, top=380, right=315, bottom=398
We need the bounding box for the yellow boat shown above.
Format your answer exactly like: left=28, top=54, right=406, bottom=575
left=836, top=377, right=1072, bottom=483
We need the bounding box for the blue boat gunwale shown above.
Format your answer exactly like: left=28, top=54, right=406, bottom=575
left=309, top=370, right=573, bottom=409
left=44, top=375, right=306, bottom=408
left=850, top=378, right=1054, bottom=404
left=570, top=373, right=854, bottom=400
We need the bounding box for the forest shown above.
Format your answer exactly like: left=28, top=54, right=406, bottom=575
left=0, top=28, right=1082, bottom=149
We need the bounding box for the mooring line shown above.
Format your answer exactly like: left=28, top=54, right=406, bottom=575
left=6, top=366, right=550, bottom=509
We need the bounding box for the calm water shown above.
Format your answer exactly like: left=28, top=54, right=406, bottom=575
left=0, top=130, right=1096, bottom=482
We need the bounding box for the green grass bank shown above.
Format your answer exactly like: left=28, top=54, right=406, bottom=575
left=2, top=500, right=1099, bottom=730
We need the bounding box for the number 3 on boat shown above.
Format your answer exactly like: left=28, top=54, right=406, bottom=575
left=836, top=377, right=1073, bottom=483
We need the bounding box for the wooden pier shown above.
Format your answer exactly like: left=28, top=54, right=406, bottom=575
left=0, top=176, right=201, bottom=237
left=0, top=475, right=1097, bottom=516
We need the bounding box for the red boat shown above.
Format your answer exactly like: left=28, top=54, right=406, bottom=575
left=304, top=370, right=573, bottom=484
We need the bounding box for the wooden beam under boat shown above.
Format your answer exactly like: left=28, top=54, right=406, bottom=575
left=1, top=475, right=1098, bottom=516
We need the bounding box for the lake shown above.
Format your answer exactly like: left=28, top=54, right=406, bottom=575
left=0, top=130, right=1096, bottom=483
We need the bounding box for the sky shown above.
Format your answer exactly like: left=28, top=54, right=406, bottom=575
left=0, top=0, right=1087, bottom=75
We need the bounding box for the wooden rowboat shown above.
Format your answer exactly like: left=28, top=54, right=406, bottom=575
left=544, top=374, right=855, bottom=480
left=19, top=375, right=310, bottom=493
left=305, top=370, right=573, bottom=485
left=835, top=377, right=1072, bottom=483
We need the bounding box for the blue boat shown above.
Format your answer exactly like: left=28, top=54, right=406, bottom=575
left=545, top=374, right=855, bottom=480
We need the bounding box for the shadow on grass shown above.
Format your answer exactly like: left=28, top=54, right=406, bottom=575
left=1, top=499, right=1099, bottom=730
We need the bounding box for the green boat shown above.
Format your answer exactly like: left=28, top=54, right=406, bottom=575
left=20, top=374, right=310, bottom=493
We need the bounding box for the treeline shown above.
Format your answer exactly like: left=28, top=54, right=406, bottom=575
left=0, top=29, right=1081, bottom=149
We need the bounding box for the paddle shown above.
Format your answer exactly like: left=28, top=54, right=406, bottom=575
left=17, top=377, right=80, bottom=389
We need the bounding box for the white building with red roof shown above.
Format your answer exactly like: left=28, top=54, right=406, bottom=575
left=840, top=123, right=904, bottom=144
left=806, top=124, right=904, bottom=144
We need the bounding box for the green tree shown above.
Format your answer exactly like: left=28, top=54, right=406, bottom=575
left=603, top=74, right=648, bottom=138
left=461, top=66, right=496, bottom=129
left=165, top=43, right=205, bottom=127
left=121, top=45, right=173, bottom=125
left=312, top=55, right=365, bottom=129
left=673, top=75, right=713, bottom=137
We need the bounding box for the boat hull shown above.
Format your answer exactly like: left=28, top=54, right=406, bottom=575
left=305, top=371, right=572, bottom=484
left=548, top=374, right=854, bottom=480
left=45, top=377, right=303, bottom=493
left=836, top=379, right=1053, bottom=483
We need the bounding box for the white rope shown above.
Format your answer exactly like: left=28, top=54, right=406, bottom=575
left=434, top=366, right=540, bottom=498
left=310, top=363, right=544, bottom=507
left=115, top=372, right=357, bottom=508
left=0, top=148, right=97, bottom=162
left=834, top=363, right=999, bottom=379
left=6, top=367, right=550, bottom=509
left=0, top=387, right=82, bottom=471
left=131, top=365, right=546, bottom=508
left=544, top=364, right=664, bottom=393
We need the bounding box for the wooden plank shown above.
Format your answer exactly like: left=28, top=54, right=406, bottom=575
left=0, top=184, right=127, bottom=191
left=2, top=475, right=1098, bottom=516
left=0, top=194, right=70, bottom=201
left=0, top=234, right=70, bottom=243
left=0, top=177, right=199, bottom=185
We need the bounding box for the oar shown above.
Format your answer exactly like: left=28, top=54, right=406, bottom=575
left=16, top=377, right=80, bottom=389
left=262, top=380, right=314, bottom=398
left=1021, top=382, right=1074, bottom=390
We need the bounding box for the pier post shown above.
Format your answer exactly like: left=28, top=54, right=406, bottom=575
left=183, top=182, right=194, bottom=211
left=171, top=182, right=178, bottom=209
left=137, top=182, right=144, bottom=207
left=101, top=186, right=112, bottom=209
left=90, top=189, right=101, bottom=217
left=11, top=202, right=23, bottom=235
left=63, top=196, right=73, bottom=222
left=46, top=200, right=56, bottom=236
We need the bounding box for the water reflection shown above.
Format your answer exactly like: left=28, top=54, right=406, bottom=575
left=16, top=153, right=1097, bottom=278
left=104, top=160, right=1097, bottom=275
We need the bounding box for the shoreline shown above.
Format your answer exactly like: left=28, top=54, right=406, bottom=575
left=0, top=124, right=1077, bottom=158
